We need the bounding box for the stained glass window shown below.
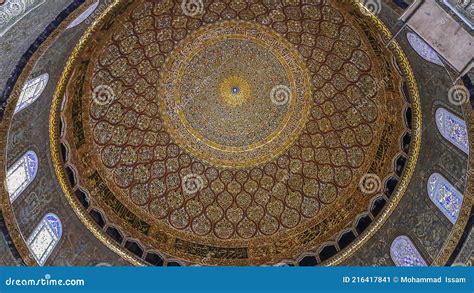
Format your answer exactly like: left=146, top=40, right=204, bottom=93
left=27, top=213, right=62, bottom=266
left=407, top=33, right=443, bottom=66
left=67, top=1, right=99, bottom=29
left=14, top=73, right=48, bottom=114
left=6, top=150, right=38, bottom=202
left=427, top=173, right=463, bottom=224
left=435, top=108, right=469, bottom=154
left=390, top=235, right=427, bottom=267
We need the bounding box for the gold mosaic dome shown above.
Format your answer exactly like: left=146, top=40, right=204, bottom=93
left=50, top=0, right=421, bottom=265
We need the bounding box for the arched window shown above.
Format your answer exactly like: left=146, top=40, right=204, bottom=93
left=407, top=33, right=443, bottom=66
left=14, top=73, right=49, bottom=114
left=427, top=173, right=463, bottom=224
left=390, top=235, right=427, bottom=267
left=6, top=150, right=38, bottom=202
left=435, top=108, right=469, bottom=154
left=27, top=213, right=62, bottom=266
left=67, top=1, right=99, bottom=29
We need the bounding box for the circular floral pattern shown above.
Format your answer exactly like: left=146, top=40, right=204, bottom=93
left=58, top=0, right=414, bottom=265
left=88, top=8, right=380, bottom=239
left=158, top=21, right=312, bottom=167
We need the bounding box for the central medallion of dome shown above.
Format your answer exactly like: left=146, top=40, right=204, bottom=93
left=219, top=75, right=250, bottom=107
left=159, top=21, right=312, bottom=168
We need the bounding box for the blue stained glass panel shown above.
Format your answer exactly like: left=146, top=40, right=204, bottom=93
left=390, top=235, right=427, bottom=267
left=435, top=108, right=469, bottom=154
left=427, top=173, right=463, bottom=224
left=14, top=73, right=48, bottom=114
left=407, top=32, right=443, bottom=66
left=6, top=150, right=38, bottom=202
left=46, top=214, right=62, bottom=238
left=27, top=213, right=62, bottom=266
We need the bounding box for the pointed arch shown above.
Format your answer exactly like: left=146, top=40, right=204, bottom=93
left=390, top=235, right=427, bottom=267
left=67, top=1, right=99, bottom=29
left=427, top=173, right=463, bottom=223
left=6, top=150, right=38, bottom=202
left=27, top=213, right=62, bottom=266
left=407, top=33, right=443, bottom=66
left=435, top=108, right=469, bottom=154
left=14, top=73, right=49, bottom=114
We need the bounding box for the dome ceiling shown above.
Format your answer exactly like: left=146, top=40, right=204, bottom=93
left=49, top=0, right=421, bottom=265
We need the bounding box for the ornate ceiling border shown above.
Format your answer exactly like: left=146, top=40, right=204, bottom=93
left=48, top=0, right=147, bottom=266
left=432, top=100, right=474, bottom=265
left=0, top=0, right=113, bottom=266
left=323, top=1, right=423, bottom=266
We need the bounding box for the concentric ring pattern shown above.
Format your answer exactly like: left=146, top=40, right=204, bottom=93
left=54, top=0, right=419, bottom=265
